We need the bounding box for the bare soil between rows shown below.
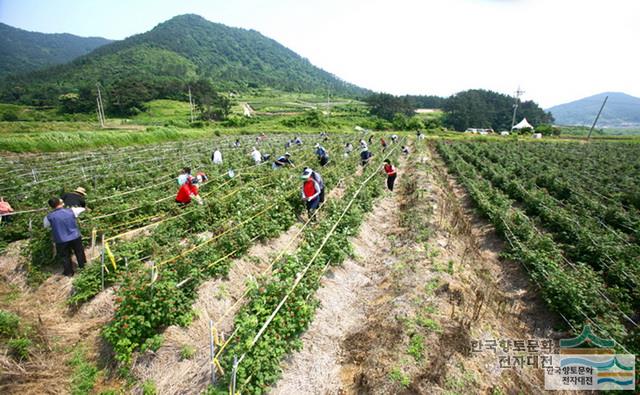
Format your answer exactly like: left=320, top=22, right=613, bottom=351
left=271, top=143, right=568, bottom=394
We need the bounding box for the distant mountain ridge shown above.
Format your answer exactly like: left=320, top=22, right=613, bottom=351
left=1, top=14, right=368, bottom=105
left=0, top=22, right=112, bottom=79
left=547, top=92, right=640, bottom=128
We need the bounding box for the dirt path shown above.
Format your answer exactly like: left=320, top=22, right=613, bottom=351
left=271, top=143, right=564, bottom=394
left=271, top=156, right=404, bottom=394
left=132, top=168, right=357, bottom=394
left=131, top=222, right=305, bottom=394
left=0, top=249, right=115, bottom=394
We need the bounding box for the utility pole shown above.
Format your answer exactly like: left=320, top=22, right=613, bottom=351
left=587, top=95, right=608, bottom=141
left=510, top=86, right=525, bottom=130
left=188, top=86, right=195, bottom=122
left=96, top=83, right=106, bottom=128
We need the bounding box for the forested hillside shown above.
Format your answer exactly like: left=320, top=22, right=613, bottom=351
left=0, top=22, right=112, bottom=79
left=0, top=14, right=367, bottom=106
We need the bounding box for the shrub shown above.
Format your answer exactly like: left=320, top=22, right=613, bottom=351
left=8, top=337, right=31, bottom=361
left=0, top=310, right=20, bottom=338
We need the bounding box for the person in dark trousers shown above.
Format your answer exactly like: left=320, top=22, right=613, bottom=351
left=43, top=197, right=86, bottom=276
left=315, top=144, right=329, bottom=167
left=272, top=152, right=294, bottom=169
left=61, top=187, right=87, bottom=208
left=402, top=145, right=410, bottom=156
left=300, top=168, right=322, bottom=218
left=380, top=137, right=388, bottom=152
left=383, top=159, right=397, bottom=191
left=360, top=148, right=373, bottom=166
left=304, top=167, right=325, bottom=203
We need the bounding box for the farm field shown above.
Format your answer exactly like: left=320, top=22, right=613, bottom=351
left=436, top=140, right=640, bottom=354
left=2, top=113, right=640, bottom=394
left=0, top=130, right=407, bottom=393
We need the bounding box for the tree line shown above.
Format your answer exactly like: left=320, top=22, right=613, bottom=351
left=365, top=89, right=554, bottom=131
left=56, top=78, right=230, bottom=120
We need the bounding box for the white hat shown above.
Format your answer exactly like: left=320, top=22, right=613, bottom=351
left=301, top=168, right=313, bottom=179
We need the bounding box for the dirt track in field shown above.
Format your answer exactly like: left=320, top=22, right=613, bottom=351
left=0, top=247, right=117, bottom=395
left=271, top=142, right=566, bottom=394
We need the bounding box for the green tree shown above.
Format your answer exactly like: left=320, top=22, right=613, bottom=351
left=443, top=89, right=552, bottom=131
left=190, top=79, right=231, bottom=121
left=108, top=79, right=152, bottom=116
left=365, top=93, right=414, bottom=121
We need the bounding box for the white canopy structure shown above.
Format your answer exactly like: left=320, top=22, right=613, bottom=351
left=512, top=118, right=534, bottom=130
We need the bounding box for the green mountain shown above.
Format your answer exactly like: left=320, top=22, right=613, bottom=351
left=1, top=14, right=367, bottom=105
left=0, top=22, right=112, bottom=79
left=547, top=92, right=640, bottom=128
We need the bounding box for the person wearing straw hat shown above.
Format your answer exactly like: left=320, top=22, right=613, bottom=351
left=43, top=197, right=86, bottom=276
left=61, top=187, right=87, bottom=208
left=300, top=168, right=321, bottom=218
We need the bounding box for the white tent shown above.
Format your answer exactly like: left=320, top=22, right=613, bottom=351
left=512, top=118, right=534, bottom=130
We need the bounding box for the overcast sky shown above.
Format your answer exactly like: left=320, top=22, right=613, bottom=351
left=1, top=0, right=638, bottom=107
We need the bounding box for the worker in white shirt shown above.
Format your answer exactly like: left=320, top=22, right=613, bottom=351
left=212, top=148, right=223, bottom=165
left=251, top=147, right=262, bottom=165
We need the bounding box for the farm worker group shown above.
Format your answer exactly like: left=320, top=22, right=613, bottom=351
left=40, top=133, right=405, bottom=277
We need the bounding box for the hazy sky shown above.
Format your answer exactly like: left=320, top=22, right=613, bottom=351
left=1, top=0, right=638, bottom=107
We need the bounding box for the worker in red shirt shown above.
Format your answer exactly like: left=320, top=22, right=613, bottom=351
left=300, top=168, right=322, bottom=218
left=383, top=159, right=397, bottom=191
left=175, top=177, right=203, bottom=205
left=380, top=137, right=388, bottom=152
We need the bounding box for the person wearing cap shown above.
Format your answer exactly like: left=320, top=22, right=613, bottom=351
left=383, top=159, right=397, bottom=191
left=300, top=169, right=322, bottom=217
left=360, top=148, right=373, bottom=166
left=175, top=175, right=203, bottom=205
left=315, top=143, right=329, bottom=167
left=304, top=167, right=325, bottom=203
left=44, top=197, right=86, bottom=276
left=272, top=152, right=294, bottom=169
left=61, top=187, right=87, bottom=208
left=251, top=147, right=262, bottom=165
left=212, top=148, right=223, bottom=165
left=0, top=197, right=14, bottom=224
left=294, top=136, right=303, bottom=145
